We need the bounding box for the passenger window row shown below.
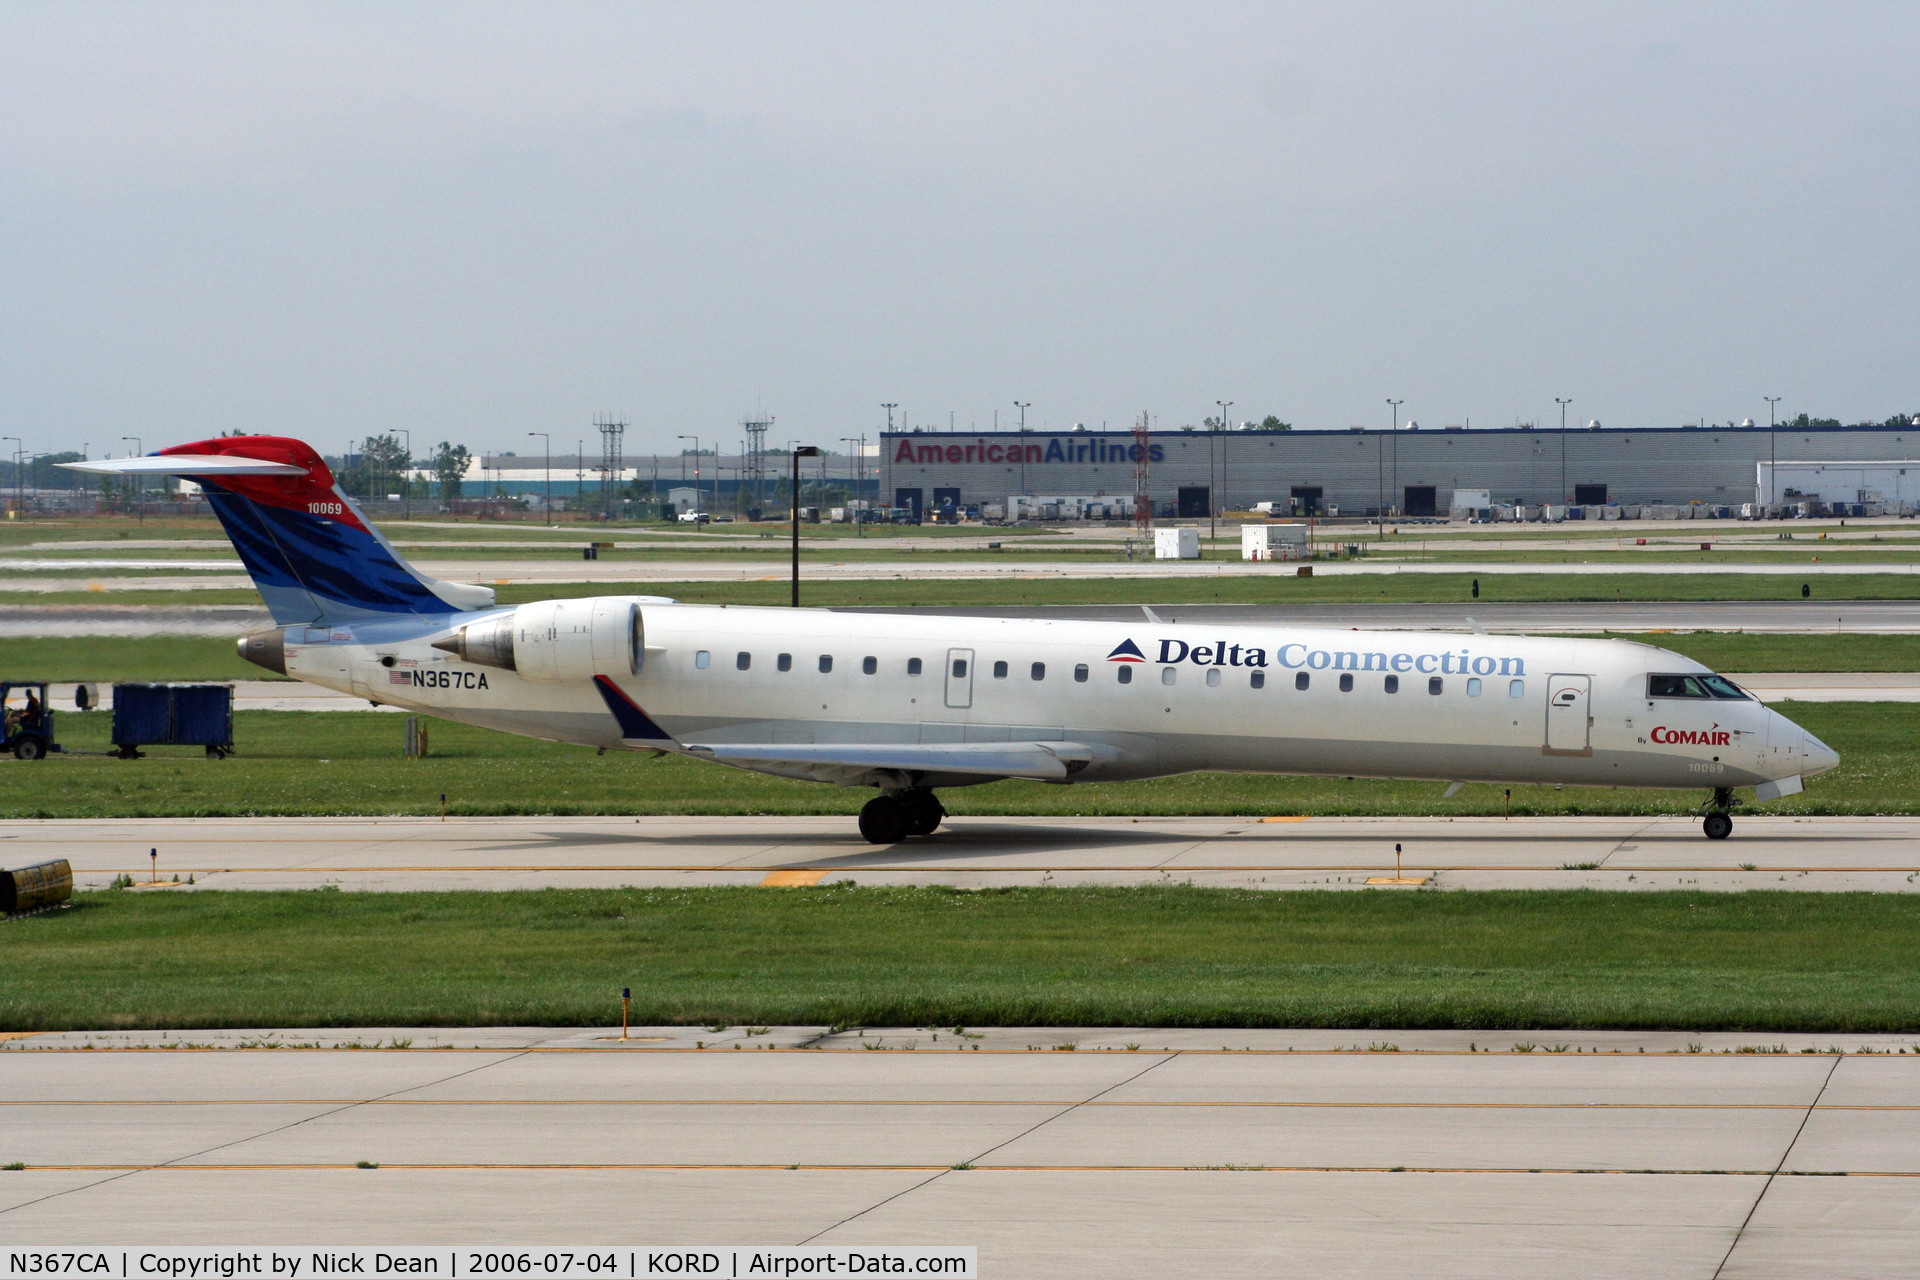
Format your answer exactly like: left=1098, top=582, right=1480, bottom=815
left=692, top=648, right=1523, bottom=700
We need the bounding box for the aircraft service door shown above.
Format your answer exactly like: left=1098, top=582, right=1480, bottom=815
left=1545, top=674, right=1591, bottom=754
left=944, top=648, right=975, bottom=710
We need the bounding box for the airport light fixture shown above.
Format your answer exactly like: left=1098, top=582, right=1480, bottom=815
left=529, top=432, right=551, bottom=526
left=2, top=437, right=19, bottom=517
left=1213, top=401, right=1232, bottom=549
left=1764, top=396, right=1781, bottom=506
left=122, top=435, right=144, bottom=523
left=397, top=428, right=411, bottom=518
left=677, top=435, right=702, bottom=515
left=1555, top=398, right=1572, bottom=506
left=790, top=445, right=822, bottom=606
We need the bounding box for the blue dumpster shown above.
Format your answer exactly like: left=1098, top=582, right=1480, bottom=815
left=111, top=683, right=235, bottom=759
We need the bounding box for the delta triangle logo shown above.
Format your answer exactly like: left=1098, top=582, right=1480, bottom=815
left=1106, top=638, right=1146, bottom=663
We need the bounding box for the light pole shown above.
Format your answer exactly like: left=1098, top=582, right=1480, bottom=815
left=1555, top=398, right=1572, bottom=507
left=791, top=445, right=822, bottom=606
left=396, top=429, right=412, bottom=519
left=2, top=437, right=19, bottom=518
left=122, top=436, right=144, bottom=523
left=840, top=438, right=862, bottom=536
left=677, top=435, right=701, bottom=517
left=529, top=432, right=551, bottom=525
left=1764, top=396, right=1781, bottom=507
left=1383, top=401, right=1402, bottom=538
left=1213, top=401, right=1232, bottom=548
left=1014, top=402, right=1031, bottom=503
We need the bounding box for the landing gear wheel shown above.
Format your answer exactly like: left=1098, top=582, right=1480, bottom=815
left=858, top=795, right=909, bottom=844
left=900, top=791, right=945, bottom=837
left=1703, top=811, right=1733, bottom=841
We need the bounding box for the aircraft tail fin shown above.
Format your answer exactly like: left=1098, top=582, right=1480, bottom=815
left=61, top=436, right=494, bottom=625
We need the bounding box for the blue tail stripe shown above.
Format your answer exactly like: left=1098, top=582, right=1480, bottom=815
left=205, top=482, right=451, bottom=622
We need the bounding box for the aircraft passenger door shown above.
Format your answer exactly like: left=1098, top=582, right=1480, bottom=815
left=944, top=648, right=975, bottom=710
left=1545, top=674, right=1591, bottom=754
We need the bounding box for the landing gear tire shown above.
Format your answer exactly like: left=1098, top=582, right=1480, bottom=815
left=900, top=791, right=945, bottom=837
left=858, top=795, right=909, bottom=844
left=1703, top=811, right=1733, bottom=841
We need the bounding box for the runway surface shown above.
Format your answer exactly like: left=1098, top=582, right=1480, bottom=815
left=8, top=598, right=1920, bottom=636
left=10, top=814, right=1919, bottom=893
left=3, top=1027, right=1916, bottom=1275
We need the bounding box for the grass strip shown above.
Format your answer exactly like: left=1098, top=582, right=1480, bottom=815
left=0, top=703, right=1909, bottom=819
left=6, top=887, right=1920, bottom=1033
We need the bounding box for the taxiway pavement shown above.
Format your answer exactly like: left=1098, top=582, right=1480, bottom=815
left=2, top=1028, right=1915, bottom=1275
left=8, top=814, right=1919, bottom=893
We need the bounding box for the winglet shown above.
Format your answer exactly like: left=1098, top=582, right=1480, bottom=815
left=593, top=675, right=677, bottom=743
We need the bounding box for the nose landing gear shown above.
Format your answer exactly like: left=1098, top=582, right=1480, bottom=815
left=1702, top=787, right=1736, bottom=840
left=857, top=789, right=946, bottom=844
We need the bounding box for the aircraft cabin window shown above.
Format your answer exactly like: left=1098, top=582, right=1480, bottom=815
left=1467, top=677, right=1482, bottom=697
left=777, top=653, right=792, bottom=672
left=1250, top=671, right=1265, bottom=689
left=952, top=658, right=967, bottom=678
left=694, top=650, right=711, bottom=670
left=1031, top=662, right=1046, bottom=681
left=1384, top=675, right=1399, bottom=694
left=1074, top=664, right=1089, bottom=683
left=818, top=655, right=833, bottom=673
left=736, top=652, right=751, bottom=671
left=993, top=660, right=1009, bottom=679
left=1509, top=679, right=1525, bottom=698
left=1338, top=673, right=1354, bottom=693
left=1117, top=666, right=1133, bottom=685
left=1295, top=672, right=1310, bottom=691
left=1428, top=676, right=1443, bottom=695
left=907, top=658, right=923, bottom=676
left=1205, top=668, right=1221, bottom=687
left=1161, top=666, right=1177, bottom=686
left=862, top=656, right=877, bottom=675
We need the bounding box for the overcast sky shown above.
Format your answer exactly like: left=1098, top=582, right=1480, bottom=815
left=3, top=1, right=1916, bottom=459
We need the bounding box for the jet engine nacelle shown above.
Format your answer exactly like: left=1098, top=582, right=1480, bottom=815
left=435, top=598, right=644, bottom=681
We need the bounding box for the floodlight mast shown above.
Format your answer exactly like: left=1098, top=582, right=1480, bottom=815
left=791, top=445, right=822, bottom=606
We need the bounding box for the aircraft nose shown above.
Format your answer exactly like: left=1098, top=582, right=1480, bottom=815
left=1800, top=729, right=1840, bottom=777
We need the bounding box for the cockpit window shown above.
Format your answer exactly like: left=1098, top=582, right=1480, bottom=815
left=1649, top=673, right=1750, bottom=700
left=1698, top=674, right=1750, bottom=700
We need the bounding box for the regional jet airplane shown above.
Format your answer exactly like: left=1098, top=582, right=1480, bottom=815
left=65, top=437, right=1838, bottom=843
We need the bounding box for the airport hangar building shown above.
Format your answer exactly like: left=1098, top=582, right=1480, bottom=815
left=880, top=421, right=1920, bottom=518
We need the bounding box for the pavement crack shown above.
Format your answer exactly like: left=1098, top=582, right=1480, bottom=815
left=797, top=1052, right=1178, bottom=1245
left=0, top=1049, right=534, bottom=1220
left=1711, top=1051, right=1843, bottom=1280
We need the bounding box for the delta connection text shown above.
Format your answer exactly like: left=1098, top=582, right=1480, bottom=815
left=1120, top=636, right=1526, bottom=676
left=4, top=1251, right=975, bottom=1280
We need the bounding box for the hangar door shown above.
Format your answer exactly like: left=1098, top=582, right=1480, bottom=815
left=1544, top=674, right=1591, bottom=754
left=1403, top=486, right=1437, bottom=517
left=1176, top=487, right=1211, bottom=518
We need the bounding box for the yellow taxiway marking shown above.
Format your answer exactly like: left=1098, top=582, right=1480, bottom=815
left=0, top=1032, right=40, bottom=1043
left=1260, top=816, right=1310, bottom=823
left=760, top=869, right=831, bottom=886
left=1365, top=876, right=1430, bottom=885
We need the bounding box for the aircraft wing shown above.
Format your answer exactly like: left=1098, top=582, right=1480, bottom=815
left=670, top=740, right=1103, bottom=788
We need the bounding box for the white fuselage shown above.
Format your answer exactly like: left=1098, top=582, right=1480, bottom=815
left=281, top=600, right=1835, bottom=794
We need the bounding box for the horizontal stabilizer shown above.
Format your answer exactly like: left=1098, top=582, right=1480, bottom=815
left=60, top=455, right=308, bottom=477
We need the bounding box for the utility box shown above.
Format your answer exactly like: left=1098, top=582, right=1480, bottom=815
left=111, top=683, right=235, bottom=759
left=1241, top=523, right=1309, bottom=561
left=1154, top=528, right=1200, bottom=560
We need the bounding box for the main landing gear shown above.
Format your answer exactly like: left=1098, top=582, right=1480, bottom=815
left=1702, top=787, right=1735, bottom=841
left=858, top=789, right=946, bottom=844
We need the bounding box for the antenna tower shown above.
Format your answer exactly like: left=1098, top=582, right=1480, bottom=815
left=743, top=416, right=772, bottom=511
left=595, top=416, right=626, bottom=521
left=1132, top=411, right=1153, bottom=540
